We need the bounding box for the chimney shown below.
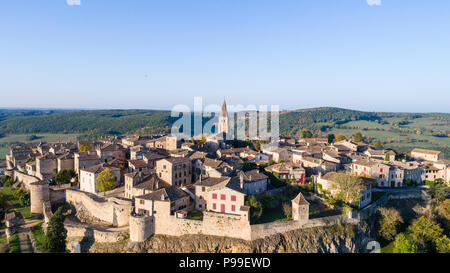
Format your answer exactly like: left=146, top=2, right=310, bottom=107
left=240, top=174, right=244, bottom=189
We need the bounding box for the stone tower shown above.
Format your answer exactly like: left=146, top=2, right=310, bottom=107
left=217, top=99, right=229, bottom=135
left=30, top=180, right=50, bottom=216
left=292, top=192, right=309, bottom=223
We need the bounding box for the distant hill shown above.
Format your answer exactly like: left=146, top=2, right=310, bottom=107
left=0, top=107, right=379, bottom=137
left=279, top=107, right=380, bottom=136
left=0, top=107, right=448, bottom=158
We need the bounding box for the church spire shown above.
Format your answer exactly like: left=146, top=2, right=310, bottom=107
left=221, top=98, right=227, bottom=117
left=218, top=98, right=229, bottom=134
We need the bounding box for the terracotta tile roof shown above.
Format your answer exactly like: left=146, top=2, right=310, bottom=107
left=411, top=148, right=442, bottom=156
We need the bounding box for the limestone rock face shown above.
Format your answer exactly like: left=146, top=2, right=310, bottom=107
left=85, top=223, right=374, bottom=253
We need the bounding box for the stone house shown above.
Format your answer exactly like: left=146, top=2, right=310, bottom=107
left=264, top=162, right=306, bottom=184
left=124, top=171, right=169, bottom=199
left=134, top=186, right=190, bottom=216
left=79, top=163, right=121, bottom=194
left=411, top=148, right=443, bottom=162
left=96, top=143, right=126, bottom=161
left=57, top=152, right=75, bottom=172
left=128, top=159, right=151, bottom=173
left=316, top=172, right=373, bottom=209
left=156, top=157, right=192, bottom=187
left=145, top=135, right=178, bottom=151
left=36, top=153, right=58, bottom=179
left=193, top=176, right=231, bottom=211
left=352, top=159, right=404, bottom=187
left=261, top=147, right=292, bottom=163
left=205, top=177, right=246, bottom=215
left=236, top=170, right=269, bottom=195
left=201, top=158, right=234, bottom=178
left=74, top=152, right=102, bottom=174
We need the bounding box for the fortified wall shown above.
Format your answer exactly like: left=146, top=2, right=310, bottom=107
left=64, top=219, right=129, bottom=243
left=129, top=201, right=252, bottom=242
left=13, top=170, right=39, bottom=190
left=65, top=189, right=132, bottom=227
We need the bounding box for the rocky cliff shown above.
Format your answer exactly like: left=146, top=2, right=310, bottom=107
left=84, top=222, right=375, bottom=253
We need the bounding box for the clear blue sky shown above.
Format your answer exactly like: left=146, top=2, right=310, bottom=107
left=0, top=0, right=449, bottom=112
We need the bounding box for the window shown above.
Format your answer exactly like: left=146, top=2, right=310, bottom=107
left=221, top=204, right=225, bottom=213
left=202, top=187, right=205, bottom=192
left=212, top=193, right=217, bottom=199
left=231, top=195, right=236, bottom=201
left=140, top=199, right=144, bottom=205
left=231, top=205, right=236, bottom=212
left=221, top=194, right=226, bottom=200
left=212, top=203, right=216, bottom=210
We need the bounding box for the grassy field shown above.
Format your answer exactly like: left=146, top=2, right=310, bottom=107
left=186, top=210, right=203, bottom=220
left=8, top=233, right=20, bottom=253
left=0, top=133, right=80, bottom=159
left=0, top=147, right=8, bottom=160
left=0, top=232, right=8, bottom=253
left=329, top=116, right=450, bottom=158
left=31, top=223, right=47, bottom=252
left=0, top=186, right=31, bottom=219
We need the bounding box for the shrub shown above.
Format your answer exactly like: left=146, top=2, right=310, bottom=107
left=282, top=202, right=292, bottom=218
left=14, top=189, right=30, bottom=207
left=245, top=195, right=263, bottom=223
left=55, top=169, right=76, bottom=185
left=0, top=176, right=14, bottom=187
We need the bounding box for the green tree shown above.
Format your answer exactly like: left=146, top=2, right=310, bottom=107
left=44, top=207, right=67, bottom=253
left=385, top=153, right=390, bottom=161
left=353, top=132, right=364, bottom=142
left=372, top=142, right=384, bottom=149
left=245, top=195, right=263, bottom=223
left=429, top=184, right=447, bottom=208
left=435, top=235, right=450, bottom=253
left=299, top=129, right=313, bottom=139
left=55, top=169, right=76, bottom=185
left=377, top=207, right=403, bottom=241
left=326, top=133, right=335, bottom=144
left=407, top=216, right=443, bottom=251
left=329, top=173, right=365, bottom=205
left=79, top=143, right=91, bottom=152
left=282, top=202, right=292, bottom=219
left=95, top=168, right=116, bottom=192
left=335, top=134, right=347, bottom=142
left=393, top=233, right=418, bottom=253
left=14, top=188, right=30, bottom=207
left=258, top=193, right=279, bottom=210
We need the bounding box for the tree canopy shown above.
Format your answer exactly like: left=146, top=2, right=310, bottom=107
left=329, top=173, right=365, bottom=206
left=377, top=207, right=403, bottom=241
left=95, top=168, right=116, bottom=192
left=44, top=207, right=67, bottom=253
left=55, top=169, right=76, bottom=185
left=335, top=134, right=347, bottom=142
